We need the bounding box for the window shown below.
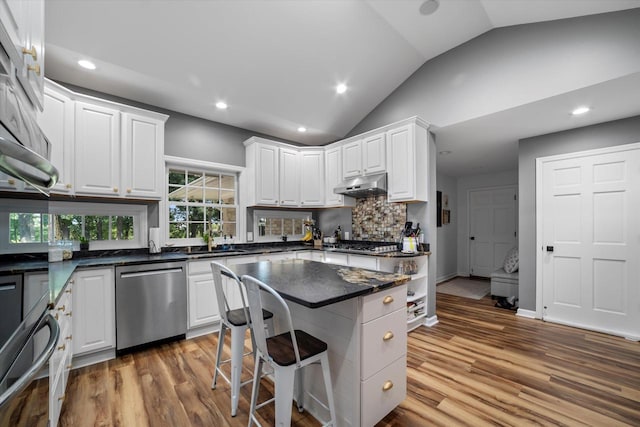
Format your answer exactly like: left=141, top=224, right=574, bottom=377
left=49, top=202, right=147, bottom=250
left=0, top=199, right=49, bottom=253
left=10, top=212, right=49, bottom=243
left=254, top=210, right=310, bottom=242
left=167, top=168, right=237, bottom=244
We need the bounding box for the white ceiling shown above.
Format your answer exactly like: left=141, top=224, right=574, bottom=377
left=44, top=0, right=640, bottom=176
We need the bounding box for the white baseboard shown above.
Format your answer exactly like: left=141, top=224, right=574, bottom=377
left=72, top=348, right=116, bottom=370
left=186, top=322, right=219, bottom=339
left=436, top=272, right=458, bottom=284
left=424, top=315, right=439, bottom=327
left=516, top=309, right=537, bottom=319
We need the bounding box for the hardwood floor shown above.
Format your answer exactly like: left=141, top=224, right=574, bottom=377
left=4, top=293, right=640, bottom=426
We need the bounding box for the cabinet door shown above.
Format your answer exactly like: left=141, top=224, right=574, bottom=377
left=0, top=0, right=45, bottom=109
left=74, top=101, right=121, bottom=196
left=255, top=144, right=279, bottom=205
left=386, top=124, right=415, bottom=202
left=324, top=146, right=345, bottom=206
left=300, top=149, right=324, bottom=206
left=279, top=147, right=300, bottom=206
left=224, top=256, right=258, bottom=310
left=342, top=140, right=362, bottom=178
left=188, top=272, right=220, bottom=328
left=121, top=112, right=164, bottom=199
left=38, top=85, right=74, bottom=193
left=362, top=132, right=386, bottom=175
left=72, top=268, right=116, bottom=355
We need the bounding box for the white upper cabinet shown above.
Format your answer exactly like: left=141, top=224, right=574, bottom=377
left=386, top=122, right=429, bottom=202
left=37, top=80, right=168, bottom=199
left=38, top=84, right=75, bottom=193
left=0, top=0, right=45, bottom=109
left=121, top=112, right=165, bottom=199
left=342, top=132, right=386, bottom=178
left=74, top=101, right=122, bottom=197
left=249, top=141, right=280, bottom=206
left=324, top=144, right=355, bottom=207
left=300, top=149, right=324, bottom=206
left=279, top=147, right=300, bottom=206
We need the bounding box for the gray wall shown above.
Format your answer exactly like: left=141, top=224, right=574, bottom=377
left=348, top=9, right=640, bottom=135
left=435, top=172, right=458, bottom=283
left=518, top=115, right=640, bottom=312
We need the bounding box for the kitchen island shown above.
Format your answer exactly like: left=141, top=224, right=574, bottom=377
left=230, top=259, right=410, bottom=427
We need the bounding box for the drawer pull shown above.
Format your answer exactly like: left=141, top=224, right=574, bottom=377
left=22, top=45, right=37, bottom=60
left=55, top=313, right=59, bottom=321
left=383, top=331, right=394, bottom=341
left=66, top=364, right=73, bottom=370
left=65, top=311, right=72, bottom=317
left=382, top=381, right=394, bottom=392
left=57, top=305, right=66, bottom=312
left=65, top=183, right=72, bottom=189
left=66, top=335, right=73, bottom=341
left=383, top=295, right=394, bottom=304
left=58, top=394, right=65, bottom=402
left=27, top=64, right=41, bottom=76
left=57, top=343, right=66, bottom=351
left=65, top=289, right=72, bottom=294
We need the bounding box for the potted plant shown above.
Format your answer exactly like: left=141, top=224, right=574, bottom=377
left=79, top=236, right=89, bottom=251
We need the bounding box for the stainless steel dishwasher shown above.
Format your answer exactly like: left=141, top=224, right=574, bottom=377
left=115, top=261, right=187, bottom=352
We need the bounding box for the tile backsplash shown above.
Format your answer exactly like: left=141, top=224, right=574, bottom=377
left=351, top=195, right=406, bottom=241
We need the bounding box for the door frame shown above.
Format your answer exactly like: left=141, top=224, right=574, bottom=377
left=466, top=184, right=518, bottom=277
left=535, top=142, right=640, bottom=320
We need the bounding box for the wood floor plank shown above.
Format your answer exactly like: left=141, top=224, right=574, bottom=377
left=4, top=292, right=639, bottom=426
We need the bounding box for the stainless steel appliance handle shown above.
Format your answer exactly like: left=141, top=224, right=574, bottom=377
left=0, top=314, right=60, bottom=409
left=120, top=268, right=184, bottom=279
left=0, top=136, right=59, bottom=194
left=0, top=285, right=16, bottom=291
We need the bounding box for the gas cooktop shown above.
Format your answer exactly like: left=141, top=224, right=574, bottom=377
left=324, top=242, right=399, bottom=254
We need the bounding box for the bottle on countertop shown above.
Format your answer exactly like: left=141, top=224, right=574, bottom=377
left=335, top=225, right=342, bottom=241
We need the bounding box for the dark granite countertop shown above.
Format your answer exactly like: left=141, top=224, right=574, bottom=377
left=2, top=242, right=427, bottom=306
left=229, top=259, right=410, bottom=308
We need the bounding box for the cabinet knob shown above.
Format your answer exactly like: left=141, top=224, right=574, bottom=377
left=65, top=311, right=72, bottom=317
left=65, top=289, right=72, bottom=294
left=66, top=364, right=73, bottom=370
left=27, top=64, right=41, bottom=76
left=127, top=188, right=131, bottom=193
left=54, top=313, right=59, bottom=321
left=22, top=45, right=37, bottom=60
left=57, top=343, right=66, bottom=351
left=113, top=187, right=119, bottom=192
left=8, top=179, right=15, bottom=185
left=382, top=381, right=394, bottom=392
left=57, top=305, right=66, bottom=311
left=383, top=295, right=394, bottom=305
left=58, top=394, right=65, bottom=402
left=382, top=331, right=394, bottom=341
left=66, top=335, right=73, bottom=341
left=66, top=183, right=72, bottom=189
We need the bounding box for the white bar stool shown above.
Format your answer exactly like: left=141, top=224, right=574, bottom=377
left=242, top=274, right=337, bottom=427
left=210, top=262, right=274, bottom=417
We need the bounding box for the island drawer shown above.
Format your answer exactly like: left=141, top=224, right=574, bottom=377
left=361, top=308, right=406, bottom=380
left=360, top=355, right=407, bottom=427
left=362, top=285, right=406, bottom=323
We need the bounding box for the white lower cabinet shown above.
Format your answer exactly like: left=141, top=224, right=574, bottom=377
left=72, top=267, right=115, bottom=356
left=187, top=260, right=220, bottom=328
left=360, top=285, right=407, bottom=426
left=50, top=281, right=73, bottom=427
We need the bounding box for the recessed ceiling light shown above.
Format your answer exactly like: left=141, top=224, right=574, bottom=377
left=78, top=59, right=96, bottom=70
left=572, top=106, right=590, bottom=115
left=297, top=126, right=307, bottom=133
left=336, top=83, right=347, bottom=94
left=215, top=101, right=228, bottom=109
left=439, top=150, right=452, bottom=155
left=419, top=0, right=440, bottom=16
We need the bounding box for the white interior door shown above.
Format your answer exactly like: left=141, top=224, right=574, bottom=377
left=469, top=187, right=517, bottom=277
left=538, top=144, right=640, bottom=340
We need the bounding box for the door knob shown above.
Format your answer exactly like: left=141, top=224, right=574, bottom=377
left=469, top=236, right=475, bottom=240
left=546, top=246, right=554, bottom=252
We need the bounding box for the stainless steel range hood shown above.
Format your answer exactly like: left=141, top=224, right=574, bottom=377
left=334, top=172, right=387, bottom=198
